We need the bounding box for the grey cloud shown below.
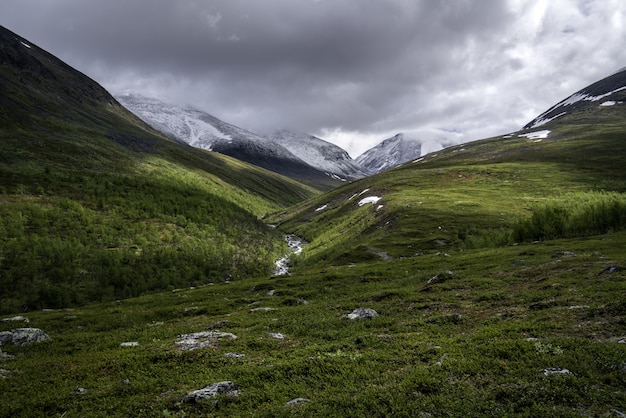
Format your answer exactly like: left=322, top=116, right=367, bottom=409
left=2, top=0, right=626, bottom=155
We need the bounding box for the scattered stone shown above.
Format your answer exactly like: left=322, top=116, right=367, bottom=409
left=208, top=320, right=229, bottom=330
left=250, top=307, right=276, bottom=312
left=541, top=368, right=573, bottom=376
left=63, top=315, right=77, bottom=321
left=600, top=265, right=622, bottom=274
left=426, top=270, right=457, bottom=285
left=267, top=290, right=276, bottom=296
left=175, top=331, right=237, bottom=351
left=120, top=341, right=140, bottom=347
left=122, top=379, right=131, bottom=385
left=552, top=251, right=576, bottom=258
left=74, top=387, right=87, bottom=395
left=609, top=409, right=626, bottom=418
left=566, top=305, right=590, bottom=310
left=1, top=316, right=29, bottom=323
left=183, top=306, right=198, bottom=313
left=618, top=338, right=626, bottom=344
left=0, top=350, right=15, bottom=360
left=286, top=398, right=310, bottom=407
left=529, top=301, right=554, bottom=310
left=225, top=352, right=245, bottom=359
left=0, top=328, right=50, bottom=346
left=267, top=332, right=285, bottom=339
left=185, top=381, right=239, bottom=401
left=0, top=368, right=11, bottom=379
left=346, top=308, right=378, bottom=320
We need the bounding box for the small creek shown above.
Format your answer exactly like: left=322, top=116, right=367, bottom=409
left=274, top=234, right=306, bottom=276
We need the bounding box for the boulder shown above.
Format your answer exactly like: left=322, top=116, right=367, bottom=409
left=347, top=308, right=378, bottom=320
left=175, top=331, right=237, bottom=351
left=185, top=381, right=239, bottom=401
left=426, top=270, right=457, bottom=285
left=0, top=328, right=50, bottom=346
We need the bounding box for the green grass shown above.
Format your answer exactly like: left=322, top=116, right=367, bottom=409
left=1, top=232, right=624, bottom=417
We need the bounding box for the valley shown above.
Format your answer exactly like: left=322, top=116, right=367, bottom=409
left=0, top=24, right=625, bottom=417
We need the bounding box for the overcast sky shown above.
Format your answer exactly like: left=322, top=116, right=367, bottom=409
left=2, top=0, right=626, bottom=157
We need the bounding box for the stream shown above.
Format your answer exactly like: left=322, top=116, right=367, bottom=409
left=273, top=234, right=306, bottom=276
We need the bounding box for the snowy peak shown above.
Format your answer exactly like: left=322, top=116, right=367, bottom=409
left=268, top=130, right=366, bottom=180
left=524, top=67, right=626, bottom=129
left=356, top=133, right=422, bottom=174
left=117, top=94, right=339, bottom=189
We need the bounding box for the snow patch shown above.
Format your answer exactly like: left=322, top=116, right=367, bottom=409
left=518, top=130, right=550, bottom=140
left=529, top=112, right=567, bottom=128
left=20, top=41, right=31, bottom=49
left=315, top=204, right=329, bottom=212
left=358, top=188, right=370, bottom=196
left=358, top=196, right=382, bottom=206
left=600, top=101, right=616, bottom=106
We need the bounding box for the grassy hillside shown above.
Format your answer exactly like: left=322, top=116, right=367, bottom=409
left=0, top=26, right=317, bottom=312
left=271, top=110, right=626, bottom=270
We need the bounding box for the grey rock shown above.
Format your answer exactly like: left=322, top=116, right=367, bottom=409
left=426, top=270, right=457, bottom=285
left=74, top=387, right=87, bottom=395
left=1, top=316, right=29, bottom=323
left=347, top=308, right=378, bottom=320
left=541, top=368, right=573, bottom=376
left=225, top=352, right=245, bottom=359
left=185, top=381, right=239, bottom=401
left=286, top=397, right=310, bottom=406
left=0, top=368, right=11, bottom=379
left=0, top=328, right=50, bottom=346
left=250, top=307, right=276, bottom=312
left=267, top=332, right=285, bottom=339
left=601, top=265, right=622, bottom=274
left=175, top=331, right=237, bottom=351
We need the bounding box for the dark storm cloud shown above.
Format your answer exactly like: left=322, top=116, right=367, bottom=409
left=2, top=0, right=626, bottom=156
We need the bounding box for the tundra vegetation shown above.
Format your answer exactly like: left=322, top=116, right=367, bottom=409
left=1, top=26, right=625, bottom=416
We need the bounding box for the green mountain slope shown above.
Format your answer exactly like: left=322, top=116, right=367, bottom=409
left=0, top=25, right=317, bottom=312
left=271, top=81, right=626, bottom=270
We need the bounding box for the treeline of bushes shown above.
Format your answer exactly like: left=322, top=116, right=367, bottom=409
left=460, top=191, right=626, bottom=248
left=512, top=191, right=626, bottom=242
left=0, top=174, right=285, bottom=314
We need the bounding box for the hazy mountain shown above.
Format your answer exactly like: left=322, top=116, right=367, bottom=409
left=267, top=130, right=366, bottom=181
left=355, top=133, right=423, bottom=174
left=116, top=94, right=342, bottom=190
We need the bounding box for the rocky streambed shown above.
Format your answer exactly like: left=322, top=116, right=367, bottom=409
left=273, top=234, right=306, bottom=276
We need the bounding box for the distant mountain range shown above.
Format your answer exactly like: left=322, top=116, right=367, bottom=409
left=116, top=94, right=432, bottom=179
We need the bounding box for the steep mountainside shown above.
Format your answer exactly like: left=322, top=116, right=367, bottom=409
left=268, top=129, right=366, bottom=180
left=355, top=133, right=423, bottom=174
left=524, top=67, right=626, bottom=129
left=117, top=94, right=342, bottom=190
left=0, top=25, right=317, bottom=312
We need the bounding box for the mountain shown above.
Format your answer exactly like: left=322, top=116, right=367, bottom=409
left=116, top=94, right=342, bottom=190
left=267, top=129, right=366, bottom=180
left=2, top=27, right=625, bottom=416
left=273, top=67, right=626, bottom=269
left=524, top=67, right=626, bottom=129
left=0, top=25, right=317, bottom=312
left=355, top=133, right=423, bottom=174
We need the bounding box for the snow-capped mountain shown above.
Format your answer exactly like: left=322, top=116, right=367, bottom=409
left=116, top=94, right=338, bottom=188
left=356, top=133, right=422, bottom=174
left=524, top=67, right=626, bottom=130
left=268, top=130, right=366, bottom=180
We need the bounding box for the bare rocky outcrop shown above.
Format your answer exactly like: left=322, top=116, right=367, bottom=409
left=185, top=381, right=240, bottom=402
left=175, top=331, right=237, bottom=351
left=0, top=328, right=50, bottom=346
left=346, top=308, right=379, bottom=320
